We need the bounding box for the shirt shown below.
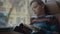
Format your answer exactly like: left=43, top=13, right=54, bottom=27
left=30, top=15, right=59, bottom=34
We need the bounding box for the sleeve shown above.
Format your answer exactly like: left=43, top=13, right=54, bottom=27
left=30, top=17, right=36, bottom=25
left=30, top=18, right=33, bottom=25
left=42, top=16, right=59, bottom=34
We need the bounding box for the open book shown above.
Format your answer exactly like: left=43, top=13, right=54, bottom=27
left=19, top=23, right=41, bottom=32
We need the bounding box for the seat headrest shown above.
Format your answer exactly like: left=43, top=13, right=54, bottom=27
left=45, top=1, right=60, bottom=15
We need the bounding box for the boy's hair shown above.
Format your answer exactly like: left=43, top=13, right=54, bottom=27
left=30, top=0, right=44, bottom=6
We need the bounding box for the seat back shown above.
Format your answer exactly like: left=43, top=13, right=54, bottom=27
left=45, top=1, right=60, bottom=33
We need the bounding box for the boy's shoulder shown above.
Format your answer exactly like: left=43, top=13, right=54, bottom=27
left=45, top=15, right=55, bottom=18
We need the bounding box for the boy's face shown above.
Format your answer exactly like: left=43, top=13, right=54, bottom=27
left=31, top=2, right=45, bottom=16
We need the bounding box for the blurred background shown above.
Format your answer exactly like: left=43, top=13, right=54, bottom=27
left=0, top=0, right=60, bottom=28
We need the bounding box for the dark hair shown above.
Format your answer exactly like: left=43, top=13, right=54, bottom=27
left=30, top=0, right=50, bottom=15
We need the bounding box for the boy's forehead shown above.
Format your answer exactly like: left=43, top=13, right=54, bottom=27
left=31, top=2, right=40, bottom=7
left=31, top=2, right=38, bottom=6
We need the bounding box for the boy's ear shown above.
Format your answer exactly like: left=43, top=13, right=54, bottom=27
left=41, top=4, right=45, bottom=9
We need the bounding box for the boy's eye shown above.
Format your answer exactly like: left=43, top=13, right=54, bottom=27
left=33, top=6, right=38, bottom=8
